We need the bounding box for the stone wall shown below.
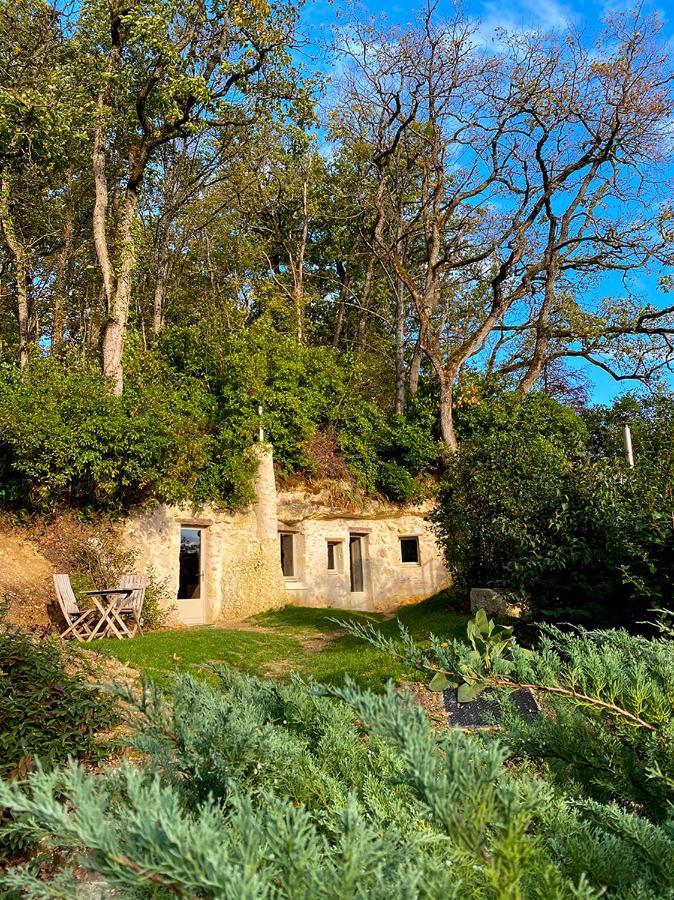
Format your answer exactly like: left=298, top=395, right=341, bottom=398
left=121, top=445, right=287, bottom=625
left=121, top=448, right=451, bottom=624
left=277, top=487, right=451, bottom=612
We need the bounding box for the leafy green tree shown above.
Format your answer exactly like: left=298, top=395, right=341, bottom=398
left=435, top=389, right=674, bottom=624
left=0, top=0, right=86, bottom=365
left=80, top=0, right=300, bottom=393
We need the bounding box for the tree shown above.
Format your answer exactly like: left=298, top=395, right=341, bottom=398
left=83, top=0, right=299, bottom=393
left=334, top=5, right=674, bottom=449
left=0, top=0, right=77, bottom=366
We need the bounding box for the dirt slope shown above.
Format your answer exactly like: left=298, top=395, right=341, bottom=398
left=0, top=526, right=56, bottom=629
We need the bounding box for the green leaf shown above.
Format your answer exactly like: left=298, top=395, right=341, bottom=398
left=457, top=682, right=487, bottom=704
left=428, top=672, right=457, bottom=692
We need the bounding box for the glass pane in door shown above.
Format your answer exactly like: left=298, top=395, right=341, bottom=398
left=179, top=527, right=201, bottom=599
left=349, top=535, right=364, bottom=592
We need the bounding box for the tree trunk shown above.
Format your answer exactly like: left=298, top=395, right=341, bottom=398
left=355, top=256, right=376, bottom=351
left=409, top=337, right=422, bottom=397
left=101, top=187, right=139, bottom=395
left=92, top=112, right=115, bottom=312
left=0, top=175, right=31, bottom=368
left=152, top=227, right=170, bottom=335
left=92, top=23, right=124, bottom=386
left=438, top=374, right=458, bottom=452
left=292, top=176, right=309, bottom=345
left=394, top=276, right=405, bottom=415
left=332, top=260, right=348, bottom=349
left=519, top=261, right=558, bottom=394
left=52, top=185, right=74, bottom=347
left=293, top=283, right=304, bottom=345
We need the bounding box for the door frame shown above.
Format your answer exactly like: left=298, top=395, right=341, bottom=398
left=348, top=532, right=368, bottom=594
left=177, top=524, right=207, bottom=625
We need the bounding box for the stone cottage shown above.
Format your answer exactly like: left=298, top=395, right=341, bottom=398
left=122, top=445, right=451, bottom=625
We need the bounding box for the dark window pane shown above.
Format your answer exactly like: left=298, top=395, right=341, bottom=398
left=179, top=528, right=201, bottom=598
left=327, top=542, right=336, bottom=570
left=280, top=533, right=294, bottom=577
left=400, top=537, right=420, bottom=564
left=349, top=535, right=364, bottom=592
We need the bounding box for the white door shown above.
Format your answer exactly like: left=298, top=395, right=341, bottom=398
left=177, top=527, right=206, bottom=625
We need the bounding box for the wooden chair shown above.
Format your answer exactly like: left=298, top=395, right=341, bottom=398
left=117, top=574, right=148, bottom=636
left=53, top=574, right=99, bottom=641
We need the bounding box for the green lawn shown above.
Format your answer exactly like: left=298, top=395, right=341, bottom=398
left=91, top=591, right=470, bottom=691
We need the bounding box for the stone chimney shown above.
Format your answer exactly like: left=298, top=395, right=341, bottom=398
left=251, top=443, right=278, bottom=541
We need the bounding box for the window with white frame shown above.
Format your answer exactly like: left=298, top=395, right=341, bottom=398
left=399, top=536, right=420, bottom=565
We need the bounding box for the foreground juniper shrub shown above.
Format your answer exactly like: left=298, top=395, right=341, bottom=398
left=2, top=623, right=674, bottom=897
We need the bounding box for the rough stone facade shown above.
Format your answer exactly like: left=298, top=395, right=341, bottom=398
left=277, top=487, right=451, bottom=612
left=121, top=445, right=451, bottom=625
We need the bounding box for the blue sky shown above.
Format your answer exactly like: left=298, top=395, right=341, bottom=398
left=300, top=0, right=674, bottom=405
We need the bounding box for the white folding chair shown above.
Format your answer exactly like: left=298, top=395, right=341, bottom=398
left=53, top=574, right=98, bottom=641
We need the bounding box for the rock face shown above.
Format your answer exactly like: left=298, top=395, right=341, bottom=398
left=122, top=445, right=287, bottom=626
left=0, top=447, right=451, bottom=629
left=121, top=446, right=452, bottom=625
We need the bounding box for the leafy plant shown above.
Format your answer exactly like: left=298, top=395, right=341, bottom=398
left=0, top=599, right=116, bottom=780
left=426, top=609, right=515, bottom=702
left=0, top=597, right=117, bottom=863
left=435, top=389, right=674, bottom=625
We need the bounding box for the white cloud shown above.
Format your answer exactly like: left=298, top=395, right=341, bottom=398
left=472, top=0, right=576, bottom=47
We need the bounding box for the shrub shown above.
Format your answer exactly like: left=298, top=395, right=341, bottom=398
left=160, top=319, right=439, bottom=502
left=0, top=599, right=117, bottom=864
left=0, top=348, right=233, bottom=512
left=4, top=624, right=674, bottom=896
left=0, top=323, right=438, bottom=514
left=343, top=613, right=674, bottom=825
left=435, top=390, right=674, bottom=625
left=0, top=600, right=116, bottom=782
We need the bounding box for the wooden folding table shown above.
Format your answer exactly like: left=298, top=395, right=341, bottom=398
left=85, top=588, right=134, bottom=640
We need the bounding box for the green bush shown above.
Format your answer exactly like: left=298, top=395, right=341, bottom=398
left=0, top=602, right=116, bottom=783
left=4, top=624, right=674, bottom=896
left=435, top=392, right=582, bottom=588
left=0, top=600, right=117, bottom=864
left=0, top=348, right=234, bottom=512
left=0, top=322, right=438, bottom=513
left=435, top=390, right=674, bottom=625
left=160, top=319, right=439, bottom=502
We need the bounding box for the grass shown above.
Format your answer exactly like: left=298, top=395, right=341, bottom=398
left=91, top=591, right=470, bottom=691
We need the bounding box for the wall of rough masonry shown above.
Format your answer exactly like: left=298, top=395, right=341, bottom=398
left=121, top=445, right=287, bottom=625
left=277, top=487, right=451, bottom=612
left=121, top=446, right=451, bottom=625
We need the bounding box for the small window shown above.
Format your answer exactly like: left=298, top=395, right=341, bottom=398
left=327, top=540, right=341, bottom=572
left=280, top=533, right=295, bottom=577
left=400, top=537, right=420, bottom=565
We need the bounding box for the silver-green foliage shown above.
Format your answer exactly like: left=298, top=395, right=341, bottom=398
left=342, top=615, right=674, bottom=820
left=1, top=654, right=674, bottom=898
